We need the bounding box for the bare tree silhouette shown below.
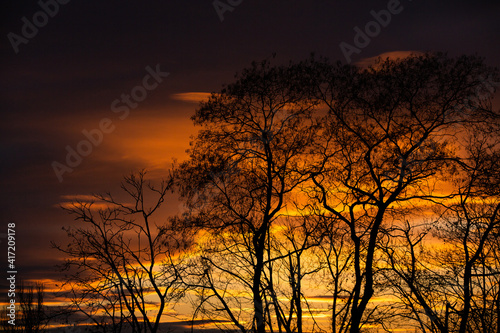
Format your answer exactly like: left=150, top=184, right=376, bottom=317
left=54, top=171, right=188, bottom=333
left=175, top=59, right=320, bottom=333
left=307, top=53, right=499, bottom=332
left=382, top=125, right=500, bottom=333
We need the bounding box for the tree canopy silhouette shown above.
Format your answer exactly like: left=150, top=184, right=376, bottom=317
left=176, top=52, right=499, bottom=333
left=56, top=52, right=499, bottom=333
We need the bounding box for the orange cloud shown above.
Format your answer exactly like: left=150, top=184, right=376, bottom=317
left=100, top=112, right=195, bottom=170
left=171, top=92, right=212, bottom=103
left=58, top=201, right=117, bottom=210
left=60, top=194, right=101, bottom=201
left=356, top=50, right=425, bottom=68
left=57, top=193, right=129, bottom=210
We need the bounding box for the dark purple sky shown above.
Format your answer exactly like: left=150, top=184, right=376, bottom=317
left=1, top=0, right=499, bottom=297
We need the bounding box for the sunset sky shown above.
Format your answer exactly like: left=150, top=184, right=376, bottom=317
left=1, top=0, right=499, bottom=325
